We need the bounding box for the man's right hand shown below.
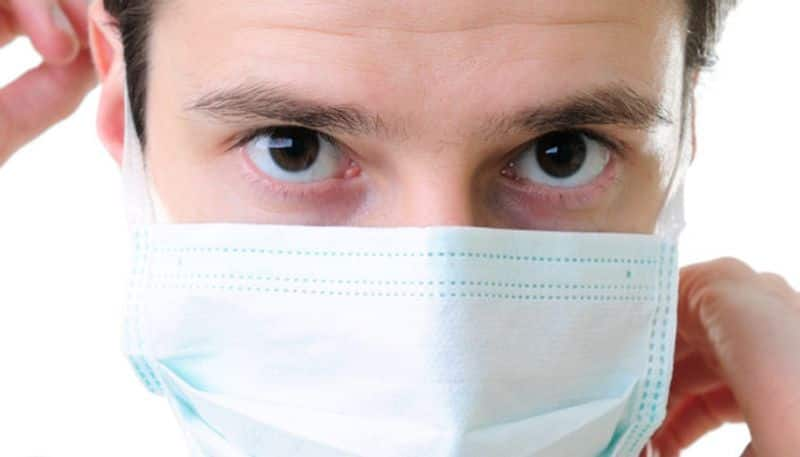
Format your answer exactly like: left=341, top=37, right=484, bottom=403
left=0, top=0, right=96, bottom=166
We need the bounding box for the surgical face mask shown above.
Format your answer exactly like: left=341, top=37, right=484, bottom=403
left=120, top=79, right=688, bottom=456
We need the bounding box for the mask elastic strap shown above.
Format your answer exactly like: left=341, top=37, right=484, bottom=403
left=121, top=77, right=156, bottom=227
left=653, top=111, right=693, bottom=240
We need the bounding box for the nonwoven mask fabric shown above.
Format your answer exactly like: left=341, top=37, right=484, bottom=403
left=120, top=78, right=688, bottom=457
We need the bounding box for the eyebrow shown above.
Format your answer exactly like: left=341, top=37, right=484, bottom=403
left=494, top=84, right=674, bottom=137
left=185, top=82, right=673, bottom=139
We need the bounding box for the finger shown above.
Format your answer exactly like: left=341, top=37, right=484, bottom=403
left=0, top=49, right=96, bottom=165
left=58, top=0, right=90, bottom=47
left=673, top=326, right=699, bottom=363
left=678, top=258, right=800, bottom=456
left=740, top=443, right=757, bottom=457
left=757, top=272, right=796, bottom=299
left=651, top=387, right=742, bottom=457
left=7, top=0, right=79, bottom=64
left=668, top=351, right=725, bottom=411
left=638, top=441, right=656, bottom=457
left=677, top=258, right=754, bottom=347
left=0, top=7, right=18, bottom=47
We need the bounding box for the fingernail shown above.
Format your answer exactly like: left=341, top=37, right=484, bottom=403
left=50, top=3, right=79, bottom=60
left=51, top=3, right=77, bottom=39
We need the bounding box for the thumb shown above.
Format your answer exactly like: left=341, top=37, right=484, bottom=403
left=0, top=48, right=96, bottom=166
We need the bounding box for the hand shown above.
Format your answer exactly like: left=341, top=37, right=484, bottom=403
left=0, top=0, right=96, bottom=166
left=647, top=258, right=800, bottom=456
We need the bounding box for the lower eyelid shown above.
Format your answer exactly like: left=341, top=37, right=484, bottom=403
left=499, top=153, right=623, bottom=210
left=235, top=130, right=620, bottom=212
left=238, top=146, right=363, bottom=202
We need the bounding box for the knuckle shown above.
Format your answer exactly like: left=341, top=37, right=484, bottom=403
left=707, top=257, right=755, bottom=279
left=695, top=281, right=734, bottom=309
left=757, top=272, right=799, bottom=304
left=680, top=257, right=754, bottom=295
left=759, top=272, right=791, bottom=289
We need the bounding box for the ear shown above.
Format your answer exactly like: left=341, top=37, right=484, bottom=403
left=88, top=0, right=125, bottom=166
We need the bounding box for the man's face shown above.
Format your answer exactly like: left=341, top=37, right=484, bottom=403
left=144, top=0, right=688, bottom=232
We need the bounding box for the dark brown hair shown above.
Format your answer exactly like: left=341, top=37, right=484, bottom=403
left=104, top=0, right=738, bottom=145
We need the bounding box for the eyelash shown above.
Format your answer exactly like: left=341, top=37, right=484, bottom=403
left=230, top=125, right=341, bottom=153
left=533, top=128, right=624, bottom=157
left=230, top=124, right=628, bottom=206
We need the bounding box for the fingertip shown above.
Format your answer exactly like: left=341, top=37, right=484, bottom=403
left=0, top=48, right=98, bottom=157
left=61, top=0, right=91, bottom=47
left=11, top=0, right=80, bottom=65
left=45, top=2, right=80, bottom=63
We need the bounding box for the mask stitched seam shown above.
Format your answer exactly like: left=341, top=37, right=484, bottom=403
left=614, top=242, right=663, bottom=455
left=638, top=244, right=676, bottom=450
left=143, top=283, right=654, bottom=302
left=644, top=245, right=677, bottom=445
left=619, top=241, right=674, bottom=455
left=128, top=227, right=163, bottom=394
left=147, top=247, right=659, bottom=265
left=148, top=274, right=655, bottom=291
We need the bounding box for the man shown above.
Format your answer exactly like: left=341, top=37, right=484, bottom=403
left=0, top=0, right=798, bottom=456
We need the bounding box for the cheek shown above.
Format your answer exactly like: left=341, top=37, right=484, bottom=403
left=148, top=144, right=368, bottom=224
left=145, top=119, right=250, bottom=223
left=146, top=148, right=225, bottom=223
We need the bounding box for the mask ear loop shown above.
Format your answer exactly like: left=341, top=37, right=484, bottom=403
left=653, top=103, right=693, bottom=241
left=121, top=76, right=156, bottom=227
left=653, top=164, right=689, bottom=241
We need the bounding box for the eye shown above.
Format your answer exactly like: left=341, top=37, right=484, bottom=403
left=505, top=131, right=611, bottom=188
left=244, top=126, right=347, bottom=183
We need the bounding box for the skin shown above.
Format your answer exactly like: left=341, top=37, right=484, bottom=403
left=0, top=1, right=797, bottom=456
left=141, top=0, right=683, bottom=231
left=0, top=0, right=96, bottom=165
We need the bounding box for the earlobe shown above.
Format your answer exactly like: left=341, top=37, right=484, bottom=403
left=88, top=1, right=125, bottom=166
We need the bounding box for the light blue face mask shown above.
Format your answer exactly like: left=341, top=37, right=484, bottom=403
left=120, top=80, right=688, bottom=457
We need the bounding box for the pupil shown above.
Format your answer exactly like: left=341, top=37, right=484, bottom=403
left=269, top=127, right=320, bottom=172
left=535, top=131, right=587, bottom=178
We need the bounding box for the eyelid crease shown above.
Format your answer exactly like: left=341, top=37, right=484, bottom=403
left=506, top=128, right=628, bottom=166
left=229, top=125, right=341, bottom=154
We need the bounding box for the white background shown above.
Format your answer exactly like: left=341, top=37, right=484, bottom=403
left=0, top=2, right=797, bottom=456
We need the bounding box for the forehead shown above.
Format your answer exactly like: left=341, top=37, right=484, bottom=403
left=151, top=0, right=687, bottom=138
